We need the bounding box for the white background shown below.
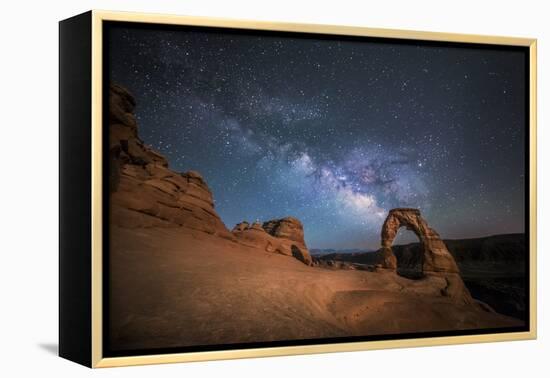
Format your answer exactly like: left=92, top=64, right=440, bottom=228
left=0, top=0, right=547, bottom=376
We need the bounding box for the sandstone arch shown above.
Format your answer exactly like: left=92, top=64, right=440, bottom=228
left=379, top=208, right=459, bottom=274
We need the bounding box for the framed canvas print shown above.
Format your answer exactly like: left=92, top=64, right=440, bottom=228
left=59, top=10, right=537, bottom=368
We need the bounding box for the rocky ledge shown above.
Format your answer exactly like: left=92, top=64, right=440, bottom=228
left=109, top=84, right=311, bottom=265
left=232, top=217, right=313, bottom=265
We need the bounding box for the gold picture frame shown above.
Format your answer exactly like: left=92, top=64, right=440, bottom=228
left=59, top=10, right=537, bottom=368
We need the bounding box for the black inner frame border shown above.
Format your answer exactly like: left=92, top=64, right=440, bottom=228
left=101, top=20, right=531, bottom=358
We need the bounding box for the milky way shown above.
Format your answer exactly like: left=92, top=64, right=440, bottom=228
left=106, top=23, right=527, bottom=249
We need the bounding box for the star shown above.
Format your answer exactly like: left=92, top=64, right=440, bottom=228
left=107, top=22, right=527, bottom=248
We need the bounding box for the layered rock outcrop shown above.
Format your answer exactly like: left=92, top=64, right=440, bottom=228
left=109, top=84, right=312, bottom=265
left=262, top=217, right=306, bottom=244
left=232, top=217, right=313, bottom=265
left=109, top=84, right=231, bottom=238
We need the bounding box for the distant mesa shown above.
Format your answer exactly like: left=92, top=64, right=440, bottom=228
left=232, top=217, right=313, bottom=265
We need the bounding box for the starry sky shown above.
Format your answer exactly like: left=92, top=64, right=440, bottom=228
left=107, top=23, right=527, bottom=250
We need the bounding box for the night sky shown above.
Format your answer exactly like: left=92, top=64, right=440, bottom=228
left=107, top=24, right=526, bottom=250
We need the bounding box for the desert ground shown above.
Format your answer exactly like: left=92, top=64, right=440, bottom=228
left=108, top=226, right=521, bottom=351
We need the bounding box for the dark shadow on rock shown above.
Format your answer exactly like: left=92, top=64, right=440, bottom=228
left=291, top=245, right=307, bottom=264
left=38, top=343, right=58, bottom=355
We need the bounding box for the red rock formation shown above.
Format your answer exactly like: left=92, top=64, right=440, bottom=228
left=378, top=208, right=472, bottom=304
left=232, top=221, right=250, bottom=232
left=109, top=84, right=231, bottom=238
left=109, top=84, right=312, bottom=265
left=232, top=217, right=313, bottom=265
left=262, top=217, right=305, bottom=244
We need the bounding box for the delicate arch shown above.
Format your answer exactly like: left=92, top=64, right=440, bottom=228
left=379, top=208, right=459, bottom=274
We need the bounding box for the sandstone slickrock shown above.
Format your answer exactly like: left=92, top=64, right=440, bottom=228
left=110, top=226, right=523, bottom=351
left=232, top=217, right=313, bottom=265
